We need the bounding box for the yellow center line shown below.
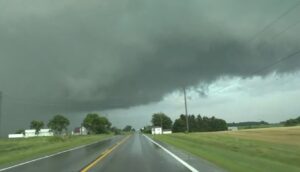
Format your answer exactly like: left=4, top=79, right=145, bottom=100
left=80, top=135, right=131, bottom=172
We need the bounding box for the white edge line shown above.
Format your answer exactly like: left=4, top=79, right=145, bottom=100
left=0, top=137, right=113, bottom=172
left=143, top=134, right=199, bottom=172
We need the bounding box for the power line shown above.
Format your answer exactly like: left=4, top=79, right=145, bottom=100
left=271, top=20, right=300, bottom=40
left=209, top=2, right=300, bottom=95
left=211, top=50, right=300, bottom=94
left=249, top=1, right=300, bottom=42
left=250, top=50, right=300, bottom=75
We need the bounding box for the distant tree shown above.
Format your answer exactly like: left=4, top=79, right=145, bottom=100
left=172, top=115, right=187, bottom=132
left=285, top=119, right=298, bottom=126
left=172, top=114, right=227, bottom=133
left=141, top=126, right=152, bottom=134
left=123, top=125, right=132, bottom=132
left=48, top=115, right=70, bottom=135
left=209, top=116, right=227, bottom=131
left=15, top=129, right=25, bottom=135
left=196, top=115, right=204, bottom=131
left=227, top=121, right=269, bottom=127
left=151, top=113, right=173, bottom=129
left=202, top=116, right=211, bottom=131
left=30, top=120, right=44, bottom=135
left=188, top=115, right=198, bottom=132
left=83, top=113, right=111, bottom=134
left=111, top=127, right=122, bottom=135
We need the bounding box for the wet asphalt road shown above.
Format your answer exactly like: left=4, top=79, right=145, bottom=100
left=89, top=133, right=189, bottom=172
left=1, top=133, right=225, bottom=172
left=0, top=136, right=124, bottom=172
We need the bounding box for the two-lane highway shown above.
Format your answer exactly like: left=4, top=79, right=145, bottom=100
left=1, top=133, right=225, bottom=172
left=88, top=133, right=190, bottom=172
left=0, top=136, right=124, bottom=172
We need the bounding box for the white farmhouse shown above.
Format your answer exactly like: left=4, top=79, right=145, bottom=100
left=72, top=126, right=88, bottom=135
left=24, top=129, right=36, bottom=138
left=38, top=129, right=54, bottom=137
left=151, top=127, right=162, bottom=135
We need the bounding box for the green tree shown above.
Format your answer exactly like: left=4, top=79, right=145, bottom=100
left=284, top=116, right=300, bottom=126
left=188, top=115, right=198, bottom=132
left=151, top=113, right=173, bottom=129
left=111, top=127, right=122, bottom=135
left=196, top=115, right=204, bottom=131
left=285, top=119, right=298, bottom=126
left=30, top=120, right=44, bottom=134
left=83, top=113, right=111, bottom=134
left=47, top=115, right=70, bottom=135
left=141, top=126, right=152, bottom=134
left=209, top=116, right=228, bottom=131
left=173, top=114, right=228, bottom=133
left=123, top=125, right=132, bottom=132
left=202, top=116, right=211, bottom=131
left=172, top=115, right=187, bottom=132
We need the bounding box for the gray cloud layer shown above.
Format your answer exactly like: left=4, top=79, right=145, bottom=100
left=1, top=0, right=300, bottom=133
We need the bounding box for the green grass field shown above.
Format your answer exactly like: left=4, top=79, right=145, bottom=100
left=154, top=126, right=300, bottom=172
left=0, top=134, right=112, bottom=167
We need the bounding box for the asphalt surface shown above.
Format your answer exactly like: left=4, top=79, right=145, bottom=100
left=89, top=133, right=189, bottom=172
left=0, top=136, right=124, bottom=172
left=1, top=133, right=225, bottom=172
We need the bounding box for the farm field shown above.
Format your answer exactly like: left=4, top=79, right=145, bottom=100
left=154, top=126, right=300, bottom=172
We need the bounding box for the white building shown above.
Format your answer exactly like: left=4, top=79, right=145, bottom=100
left=38, top=129, right=54, bottom=137
left=8, top=129, right=54, bottom=139
left=228, top=127, right=238, bottom=131
left=162, top=130, right=172, bottom=134
left=25, top=129, right=36, bottom=138
left=151, top=127, right=162, bottom=135
left=72, top=126, right=88, bottom=135
left=8, top=134, right=24, bottom=139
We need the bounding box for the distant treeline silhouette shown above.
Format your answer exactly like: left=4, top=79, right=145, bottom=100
left=173, top=115, right=228, bottom=133
left=227, top=121, right=269, bottom=127
left=142, top=114, right=228, bottom=133
left=283, top=116, right=300, bottom=126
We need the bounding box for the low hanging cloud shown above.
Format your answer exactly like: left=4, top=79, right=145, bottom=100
left=1, top=0, right=300, bottom=114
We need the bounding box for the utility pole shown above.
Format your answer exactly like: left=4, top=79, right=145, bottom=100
left=183, top=87, right=189, bottom=133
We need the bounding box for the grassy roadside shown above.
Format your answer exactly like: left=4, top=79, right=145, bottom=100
left=0, top=134, right=113, bottom=167
left=154, top=126, right=300, bottom=172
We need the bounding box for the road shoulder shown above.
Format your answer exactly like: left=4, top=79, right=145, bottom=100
left=150, top=135, right=227, bottom=172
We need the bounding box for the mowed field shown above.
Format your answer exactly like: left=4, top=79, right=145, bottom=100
left=0, top=134, right=112, bottom=167
left=155, top=126, right=300, bottom=172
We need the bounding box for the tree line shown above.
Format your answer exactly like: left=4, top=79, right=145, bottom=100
left=16, top=113, right=133, bottom=136
left=142, top=113, right=228, bottom=133
left=16, top=114, right=70, bottom=135
left=227, top=121, right=269, bottom=127
left=283, top=116, right=300, bottom=126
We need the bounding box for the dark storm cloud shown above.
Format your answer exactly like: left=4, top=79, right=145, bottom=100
left=1, top=0, right=300, bottom=114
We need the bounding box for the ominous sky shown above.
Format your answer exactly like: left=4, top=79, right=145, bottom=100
left=1, top=0, right=300, bottom=135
